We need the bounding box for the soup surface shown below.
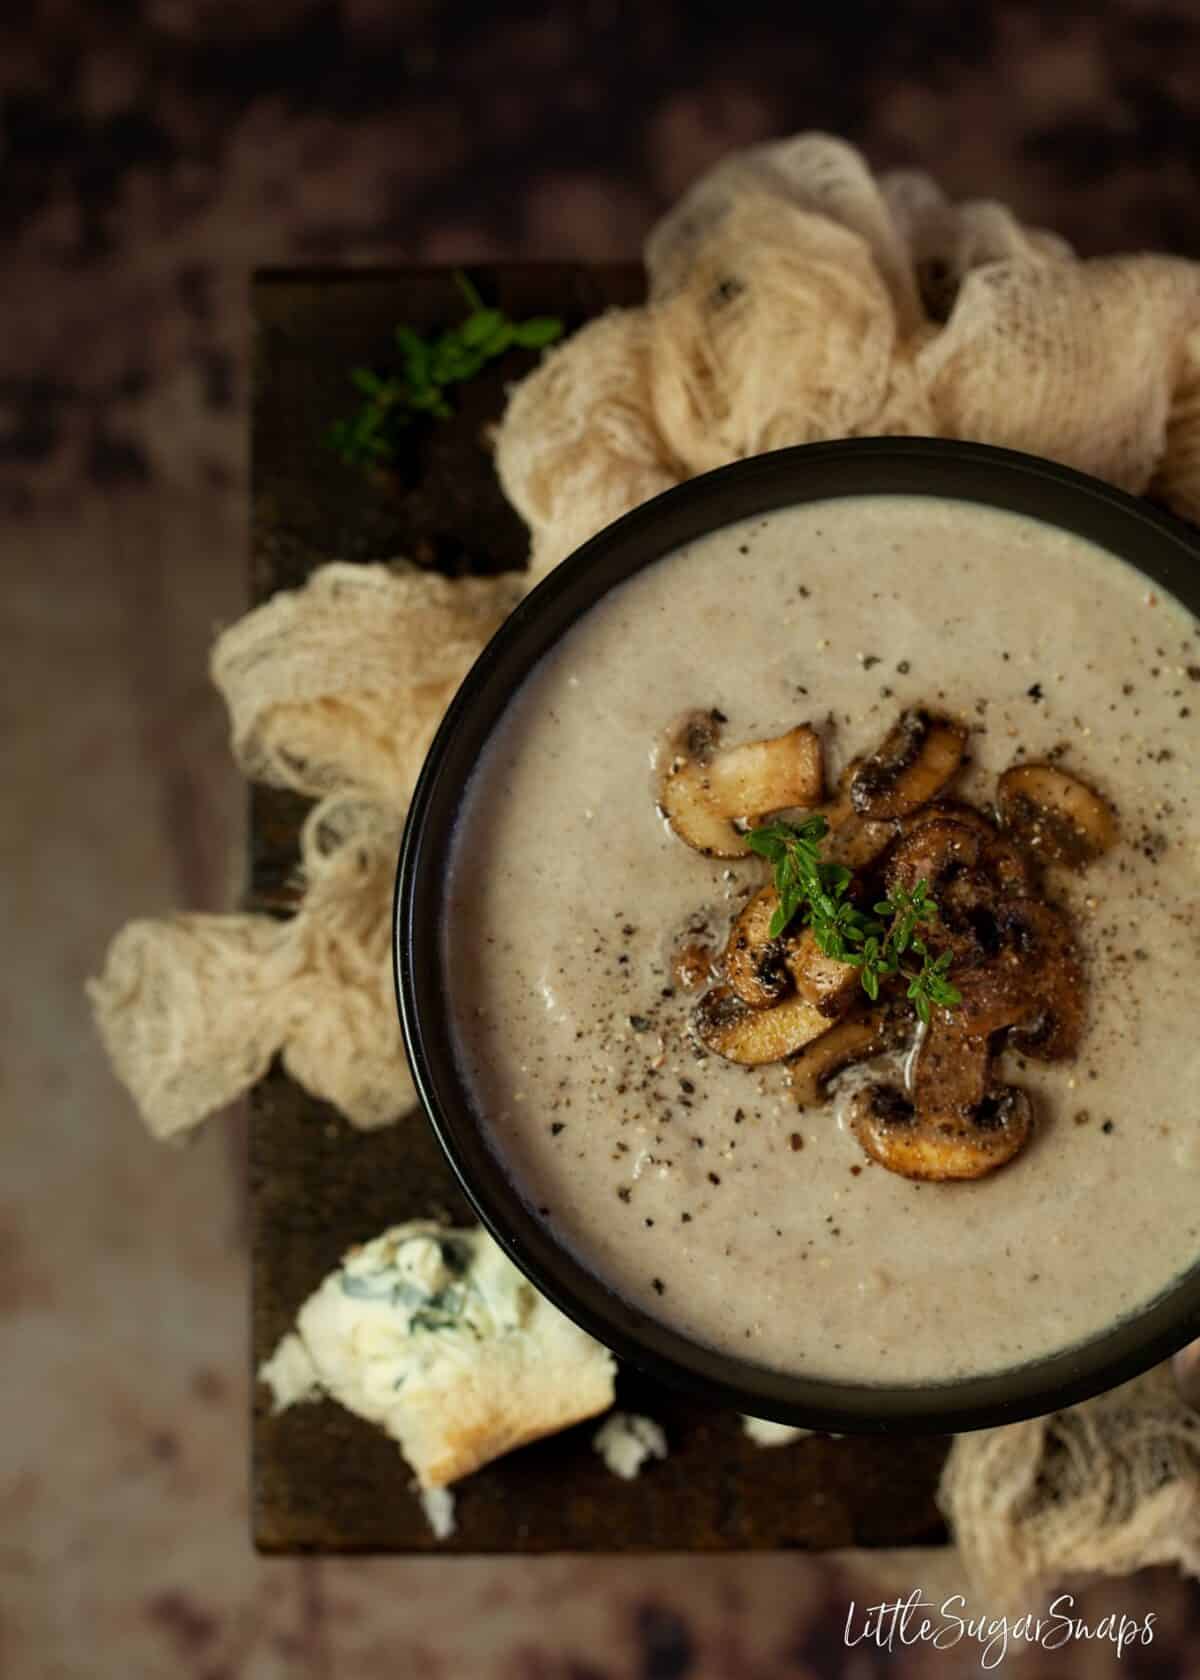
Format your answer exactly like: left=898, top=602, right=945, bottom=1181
left=443, top=495, right=1200, bottom=1383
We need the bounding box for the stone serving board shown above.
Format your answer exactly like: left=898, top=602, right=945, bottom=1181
left=249, top=266, right=950, bottom=1552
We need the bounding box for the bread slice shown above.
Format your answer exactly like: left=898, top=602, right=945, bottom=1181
left=259, top=1220, right=616, bottom=1488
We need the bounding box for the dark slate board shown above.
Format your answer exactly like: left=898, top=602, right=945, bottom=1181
left=249, top=265, right=951, bottom=1552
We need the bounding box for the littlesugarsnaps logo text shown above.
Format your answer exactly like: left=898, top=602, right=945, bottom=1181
left=843, top=1590, right=1155, bottom=1669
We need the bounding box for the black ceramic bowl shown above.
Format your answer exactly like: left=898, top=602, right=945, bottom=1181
left=395, top=437, right=1200, bottom=1433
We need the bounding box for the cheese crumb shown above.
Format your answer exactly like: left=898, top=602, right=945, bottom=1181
left=741, top=1414, right=844, bottom=1445
left=419, top=1485, right=457, bottom=1541
left=741, top=1415, right=811, bottom=1447
left=258, top=1332, right=320, bottom=1413
left=593, top=1411, right=668, bottom=1479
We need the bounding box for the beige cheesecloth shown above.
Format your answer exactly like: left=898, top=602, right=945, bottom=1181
left=88, top=133, right=1200, bottom=1606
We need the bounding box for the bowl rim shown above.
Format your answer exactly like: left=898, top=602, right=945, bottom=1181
left=394, top=436, right=1200, bottom=1433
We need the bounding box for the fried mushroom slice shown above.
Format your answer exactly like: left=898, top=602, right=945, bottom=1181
left=850, top=709, right=967, bottom=820
left=952, top=953, right=1036, bottom=1037
left=997, top=763, right=1117, bottom=868
left=981, top=834, right=1037, bottom=897
left=849, top=1014, right=1033, bottom=1180
left=900, top=800, right=1034, bottom=898
left=885, top=817, right=984, bottom=901
left=899, top=800, right=997, bottom=842
left=817, top=757, right=897, bottom=869
left=790, top=926, right=862, bottom=1018
left=693, top=985, right=832, bottom=1066
left=723, top=888, right=860, bottom=1015
left=885, top=816, right=1026, bottom=975
left=848, top=1080, right=1033, bottom=1181
left=787, top=1006, right=909, bottom=1109
left=995, top=898, right=1086, bottom=1060
left=914, top=1013, right=990, bottom=1117
left=884, top=823, right=1085, bottom=1053
left=658, top=711, right=823, bottom=859
left=723, top=886, right=793, bottom=1008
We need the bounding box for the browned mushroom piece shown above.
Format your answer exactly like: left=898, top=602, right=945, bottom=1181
left=723, top=885, right=863, bottom=1016
left=850, top=1013, right=1033, bottom=1180
left=789, top=926, right=863, bottom=1018
left=915, top=1013, right=990, bottom=1115
left=885, top=814, right=1042, bottom=982
left=997, top=763, right=1118, bottom=868
left=885, top=802, right=1087, bottom=1054
left=817, top=757, right=897, bottom=869
left=952, top=954, right=1036, bottom=1037
left=995, top=898, right=1086, bottom=1060
left=847, top=1079, right=1033, bottom=1181
left=899, top=800, right=1034, bottom=899
left=885, top=816, right=984, bottom=899
left=981, top=833, right=1038, bottom=897
left=787, top=1005, right=910, bottom=1109
left=658, top=711, right=824, bottom=858
left=915, top=1013, right=1036, bottom=1176
left=693, top=985, right=833, bottom=1066
left=898, top=800, right=997, bottom=842
left=850, top=709, right=968, bottom=820
left=723, top=886, right=793, bottom=1009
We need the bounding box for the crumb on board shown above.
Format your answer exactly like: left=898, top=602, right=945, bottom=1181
left=258, top=1331, right=321, bottom=1412
left=741, top=1415, right=812, bottom=1447
left=592, top=1411, right=668, bottom=1479
left=419, top=1485, right=457, bottom=1541
left=741, top=1415, right=844, bottom=1445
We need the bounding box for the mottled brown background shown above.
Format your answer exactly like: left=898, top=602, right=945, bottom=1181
left=6, top=1, right=1200, bottom=1675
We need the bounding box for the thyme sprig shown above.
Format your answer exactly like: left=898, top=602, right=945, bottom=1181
left=328, top=271, right=564, bottom=468
left=746, top=817, right=962, bottom=1023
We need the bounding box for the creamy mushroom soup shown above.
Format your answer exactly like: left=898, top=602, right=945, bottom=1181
left=443, top=495, right=1200, bottom=1384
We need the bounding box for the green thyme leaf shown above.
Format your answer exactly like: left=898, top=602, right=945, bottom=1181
left=328, top=273, right=566, bottom=470
left=749, top=818, right=960, bottom=1021
left=513, top=316, right=565, bottom=348
left=459, top=307, right=505, bottom=346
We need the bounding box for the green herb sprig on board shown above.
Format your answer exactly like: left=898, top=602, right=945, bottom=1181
left=746, top=817, right=962, bottom=1023
left=328, top=272, right=564, bottom=469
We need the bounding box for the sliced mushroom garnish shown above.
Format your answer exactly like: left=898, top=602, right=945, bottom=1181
left=886, top=817, right=1086, bottom=1055
left=658, top=698, right=1100, bottom=1155
left=704, top=723, right=823, bottom=817
left=981, top=833, right=1038, bottom=897
left=848, top=1079, right=1033, bottom=1181
left=899, top=800, right=997, bottom=843
left=952, top=954, right=1035, bottom=1037
left=995, top=898, right=1085, bottom=1060
left=658, top=712, right=742, bottom=858
left=885, top=817, right=984, bottom=900
left=899, top=799, right=1034, bottom=898
left=914, top=1013, right=990, bottom=1116
left=723, top=887, right=860, bottom=1016
left=850, top=709, right=967, bottom=820
left=849, top=1013, right=1033, bottom=1180
left=997, top=763, right=1117, bottom=868
left=723, top=886, right=793, bottom=1009
left=818, top=757, right=897, bottom=868
left=885, top=812, right=1084, bottom=1046
left=658, top=711, right=824, bottom=858
left=693, top=985, right=832, bottom=1066
left=790, top=926, right=863, bottom=1018
left=885, top=815, right=1038, bottom=977
left=788, top=1006, right=908, bottom=1109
